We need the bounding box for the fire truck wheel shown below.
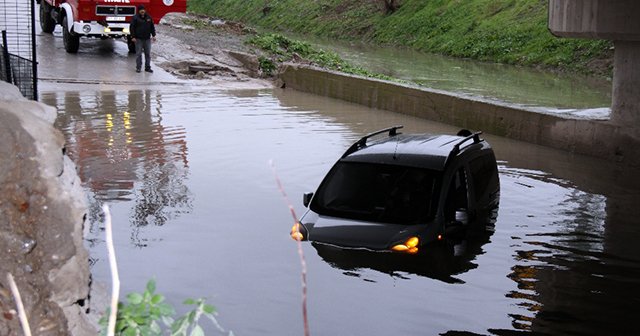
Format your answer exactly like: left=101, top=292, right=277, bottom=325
left=39, top=2, right=55, bottom=34
left=62, top=16, right=79, bottom=54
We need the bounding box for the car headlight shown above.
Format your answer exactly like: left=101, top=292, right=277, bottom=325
left=82, top=24, right=91, bottom=33
left=391, top=236, right=419, bottom=254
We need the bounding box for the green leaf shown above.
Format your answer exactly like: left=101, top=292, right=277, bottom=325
left=183, top=298, right=196, bottom=305
left=123, top=328, right=137, bottom=336
left=202, top=304, right=216, bottom=315
left=127, top=293, right=144, bottom=305
left=115, top=319, right=127, bottom=331
left=151, top=294, right=165, bottom=304
left=190, top=325, right=205, bottom=336
left=149, top=307, right=160, bottom=319
left=146, top=279, right=157, bottom=294
left=143, top=290, right=152, bottom=302
left=187, top=311, right=196, bottom=324
left=133, top=315, right=148, bottom=325
left=171, top=316, right=188, bottom=333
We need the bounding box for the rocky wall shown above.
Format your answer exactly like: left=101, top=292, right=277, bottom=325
left=0, top=82, right=95, bottom=335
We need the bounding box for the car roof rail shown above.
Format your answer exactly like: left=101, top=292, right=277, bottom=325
left=445, top=131, right=483, bottom=163
left=341, top=125, right=404, bottom=158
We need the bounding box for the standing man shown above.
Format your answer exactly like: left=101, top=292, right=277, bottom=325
left=130, top=5, right=156, bottom=73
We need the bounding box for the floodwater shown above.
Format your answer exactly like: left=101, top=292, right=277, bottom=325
left=43, top=87, right=640, bottom=336
left=299, top=36, right=612, bottom=112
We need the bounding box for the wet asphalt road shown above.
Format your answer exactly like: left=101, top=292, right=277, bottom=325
left=36, top=21, right=179, bottom=86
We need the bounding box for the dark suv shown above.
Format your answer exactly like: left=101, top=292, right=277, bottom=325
left=292, top=126, right=500, bottom=254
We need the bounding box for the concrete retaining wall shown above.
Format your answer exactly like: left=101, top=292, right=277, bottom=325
left=0, top=82, right=95, bottom=335
left=278, top=64, right=640, bottom=167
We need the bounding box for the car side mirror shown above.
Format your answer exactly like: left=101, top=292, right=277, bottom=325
left=303, top=192, right=314, bottom=208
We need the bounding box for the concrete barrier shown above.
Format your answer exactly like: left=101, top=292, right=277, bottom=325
left=278, top=64, right=640, bottom=167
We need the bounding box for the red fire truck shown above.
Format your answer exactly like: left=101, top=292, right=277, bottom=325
left=38, top=0, right=186, bottom=53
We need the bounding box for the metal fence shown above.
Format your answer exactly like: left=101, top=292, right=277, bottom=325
left=1, top=0, right=37, bottom=100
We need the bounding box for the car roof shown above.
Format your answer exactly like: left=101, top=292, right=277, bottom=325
left=340, top=128, right=489, bottom=171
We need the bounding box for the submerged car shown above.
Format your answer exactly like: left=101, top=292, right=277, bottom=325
left=292, top=126, right=499, bottom=254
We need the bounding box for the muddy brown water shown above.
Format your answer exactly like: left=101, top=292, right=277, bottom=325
left=295, top=35, right=612, bottom=114
left=44, top=87, right=640, bottom=335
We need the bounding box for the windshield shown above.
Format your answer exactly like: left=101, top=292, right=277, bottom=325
left=311, top=162, right=439, bottom=224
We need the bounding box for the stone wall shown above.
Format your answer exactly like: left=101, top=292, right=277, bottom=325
left=0, top=82, right=95, bottom=335
left=278, top=64, right=640, bottom=167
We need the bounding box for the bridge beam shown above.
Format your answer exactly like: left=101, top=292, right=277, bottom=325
left=549, top=0, right=640, bottom=127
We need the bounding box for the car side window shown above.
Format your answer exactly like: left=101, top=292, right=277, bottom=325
left=469, top=154, right=498, bottom=201
left=444, top=167, right=469, bottom=221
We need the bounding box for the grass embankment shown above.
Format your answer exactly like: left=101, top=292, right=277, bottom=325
left=247, top=33, right=395, bottom=80
left=188, top=0, right=612, bottom=76
left=180, top=14, right=394, bottom=80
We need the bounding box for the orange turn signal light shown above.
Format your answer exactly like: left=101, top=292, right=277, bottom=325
left=391, top=236, right=419, bottom=254
left=406, top=236, right=419, bottom=248
left=391, top=244, right=409, bottom=251
left=290, top=223, right=304, bottom=241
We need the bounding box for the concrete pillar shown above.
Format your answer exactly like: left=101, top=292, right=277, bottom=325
left=549, top=0, right=640, bottom=127
left=611, top=41, right=640, bottom=126
left=549, top=0, right=640, bottom=40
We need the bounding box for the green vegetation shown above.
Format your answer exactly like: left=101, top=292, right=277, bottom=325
left=99, top=279, right=231, bottom=336
left=257, top=56, right=277, bottom=76
left=182, top=17, right=213, bottom=30
left=188, top=0, right=612, bottom=75
left=249, top=33, right=395, bottom=80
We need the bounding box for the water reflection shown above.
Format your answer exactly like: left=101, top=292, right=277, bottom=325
left=312, top=224, right=494, bottom=284
left=496, top=165, right=640, bottom=335
left=44, top=90, right=192, bottom=245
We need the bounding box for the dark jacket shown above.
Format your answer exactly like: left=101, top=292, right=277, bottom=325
left=130, top=13, right=156, bottom=40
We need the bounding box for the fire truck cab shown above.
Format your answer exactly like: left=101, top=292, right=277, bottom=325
left=38, top=0, right=186, bottom=53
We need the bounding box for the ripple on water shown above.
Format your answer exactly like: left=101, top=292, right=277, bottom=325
left=43, top=88, right=640, bottom=336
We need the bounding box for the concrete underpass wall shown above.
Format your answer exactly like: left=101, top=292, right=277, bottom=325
left=279, top=64, right=640, bottom=167
left=0, top=82, right=95, bottom=335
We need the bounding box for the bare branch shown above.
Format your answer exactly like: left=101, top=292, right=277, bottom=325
left=6, top=273, right=32, bottom=336
left=103, top=204, right=120, bottom=336
left=269, top=161, right=310, bottom=336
